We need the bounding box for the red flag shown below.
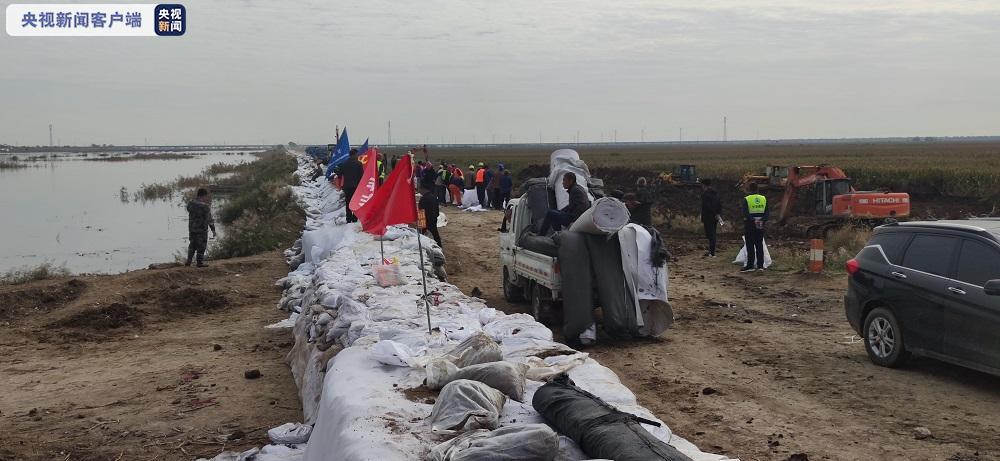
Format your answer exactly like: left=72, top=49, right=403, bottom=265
left=356, top=155, right=417, bottom=236
left=349, top=147, right=380, bottom=212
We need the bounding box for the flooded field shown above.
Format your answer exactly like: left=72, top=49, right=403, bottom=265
left=0, top=152, right=249, bottom=274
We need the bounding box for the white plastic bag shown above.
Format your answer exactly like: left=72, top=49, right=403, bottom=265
left=372, top=340, right=418, bottom=367
left=429, top=379, right=507, bottom=433
left=733, top=236, right=773, bottom=268
left=267, top=422, right=313, bottom=444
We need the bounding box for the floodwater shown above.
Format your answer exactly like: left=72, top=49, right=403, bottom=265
left=0, top=152, right=249, bottom=275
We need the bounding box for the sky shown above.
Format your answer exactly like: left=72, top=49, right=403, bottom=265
left=1, top=0, right=999, bottom=146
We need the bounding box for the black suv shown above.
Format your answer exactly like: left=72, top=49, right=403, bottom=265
left=845, top=219, right=1000, bottom=375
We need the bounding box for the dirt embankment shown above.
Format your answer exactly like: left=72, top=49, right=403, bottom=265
left=0, top=254, right=300, bottom=461
left=440, top=207, right=1000, bottom=461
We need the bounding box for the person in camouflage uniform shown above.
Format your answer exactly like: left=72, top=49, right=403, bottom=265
left=186, top=188, right=217, bottom=267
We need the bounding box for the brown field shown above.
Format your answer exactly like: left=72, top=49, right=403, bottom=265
left=383, top=140, right=1000, bottom=200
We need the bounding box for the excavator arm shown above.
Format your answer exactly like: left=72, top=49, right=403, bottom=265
left=777, top=166, right=852, bottom=223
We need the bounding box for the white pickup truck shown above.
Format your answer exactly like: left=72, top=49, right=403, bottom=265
left=499, top=196, right=562, bottom=321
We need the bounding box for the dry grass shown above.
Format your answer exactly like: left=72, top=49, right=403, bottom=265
left=1, top=262, right=70, bottom=285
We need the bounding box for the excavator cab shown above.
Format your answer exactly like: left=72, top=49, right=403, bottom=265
left=814, top=178, right=853, bottom=215
left=675, top=165, right=698, bottom=184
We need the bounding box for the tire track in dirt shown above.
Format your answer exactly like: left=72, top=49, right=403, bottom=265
left=441, top=207, right=1000, bottom=461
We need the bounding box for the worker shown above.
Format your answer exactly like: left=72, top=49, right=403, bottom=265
left=449, top=165, right=465, bottom=206
left=627, top=177, right=653, bottom=226
left=185, top=188, right=217, bottom=267
left=475, top=162, right=488, bottom=207
left=418, top=185, right=443, bottom=247
left=466, top=165, right=476, bottom=190
left=539, top=173, right=590, bottom=234
left=421, top=161, right=437, bottom=191
left=336, top=149, right=364, bottom=223
left=499, top=169, right=513, bottom=208
left=377, top=153, right=386, bottom=185
left=435, top=163, right=449, bottom=205
left=701, top=178, right=723, bottom=257
left=623, top=192, right=651, bottom=227
left=741, top=183, right=768, bottom=272
left=488, top=165, right=502, bottom=209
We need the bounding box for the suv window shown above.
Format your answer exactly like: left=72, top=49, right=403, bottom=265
left=869, top=232, right=911, bottom=264
left=956, top=240, right=1000, bottom=287
left=900, top=234, right=957, bottom=276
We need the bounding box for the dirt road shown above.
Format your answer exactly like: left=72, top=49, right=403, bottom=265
left=0, top=254, right=300, bottom=461
left=440, top=207, right=1000, bottom=461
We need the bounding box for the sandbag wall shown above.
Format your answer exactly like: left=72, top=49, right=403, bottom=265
left=267, top=150, right=737, bottom=461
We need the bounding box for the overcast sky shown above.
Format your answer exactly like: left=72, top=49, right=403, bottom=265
left=1, top=0, right=999, bottom=146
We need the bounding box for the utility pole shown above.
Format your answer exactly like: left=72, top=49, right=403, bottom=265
left=723, top=116, right=727, bottom=142
left=387, top=121, right=392, bottom=145
left=641, top=128, right=645, bottom=143
left=49, top=124, right=53, bottom=147
left=679, top=128, right=683, bottom=142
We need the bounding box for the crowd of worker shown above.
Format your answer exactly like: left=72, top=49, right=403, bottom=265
left=307, top=147, right=770, bottom=273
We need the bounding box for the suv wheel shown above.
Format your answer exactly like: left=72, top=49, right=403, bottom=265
left=863, top=307, right=910, bottom=368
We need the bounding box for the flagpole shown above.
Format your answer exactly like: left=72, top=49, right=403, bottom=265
left=412, top=153, right=433, bottom=335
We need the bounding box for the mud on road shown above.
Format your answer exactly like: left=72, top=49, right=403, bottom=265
left=0, top=254, right=300, bottom=461
left=441, top=207, right=1000, bottom=461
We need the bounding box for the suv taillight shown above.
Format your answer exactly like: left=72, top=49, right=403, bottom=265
left=845, top=258, right=860, bottom=275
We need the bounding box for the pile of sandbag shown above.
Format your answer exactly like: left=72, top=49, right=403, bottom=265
left=223, top=148, right=737, bottom=461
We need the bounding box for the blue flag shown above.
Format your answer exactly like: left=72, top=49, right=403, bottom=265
left=358, top=138, right=369, bottom=156
left=325, top=127, right=350, bottom=178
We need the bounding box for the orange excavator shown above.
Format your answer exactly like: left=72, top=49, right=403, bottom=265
left=777, top=165, right=910, bottom=227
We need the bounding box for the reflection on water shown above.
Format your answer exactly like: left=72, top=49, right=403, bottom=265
left=0, top=152, right=247, bottom=274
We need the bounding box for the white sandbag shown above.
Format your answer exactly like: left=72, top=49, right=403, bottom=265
left=522, top=353, right=590, bottom=381
left=448, top=331, right=503, bottom=368
left=372, top=340, right=418, bottom=367
left=483, top=313, right=553, bottom=342
left=426, top=361, right=529, bottom=402
left=429, top=424, right=559, bottom=461
left=500, top=336, right=578, bottom=359
left=429, top=379, right=507, bottom=433
left=267, top=422, right=313, bottom=444
left=548, top=149, right=594, bottom=209
left=461, top=189, right=479, bottom=208
left=733, top=236, right=773, bottom=268
left=569, top=197, right=630, bottom=235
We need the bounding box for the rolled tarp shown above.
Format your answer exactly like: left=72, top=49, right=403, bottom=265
left=532, top=374, right=694, bottom=461
left=569, top=197, right=631, bottom=235
left=549, top=149, right=593, bottom=209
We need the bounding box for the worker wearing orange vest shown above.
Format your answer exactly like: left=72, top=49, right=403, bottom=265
left=449, top=165, right=464, bottom=206
left=475, top=162, right=488, bottom=207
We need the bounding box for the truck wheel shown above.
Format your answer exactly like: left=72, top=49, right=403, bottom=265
left=502, top=268, right=523, bottom=302
left=530, top=283, right=552, bottom=323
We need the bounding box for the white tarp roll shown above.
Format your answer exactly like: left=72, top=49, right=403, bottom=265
left=569, top=197, right=630, bottom=235
left=548, top=149, right=594, bottom=209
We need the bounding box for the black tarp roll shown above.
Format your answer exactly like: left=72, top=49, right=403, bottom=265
left=554, top=231, right=593, bottom=341
left=518, top=233, right=559, bottom=257
left=584, top=234, right=638, bottom=339
left=519, top=177, right=554, bottom=234
left=532, top=375, right=694, bottom=461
